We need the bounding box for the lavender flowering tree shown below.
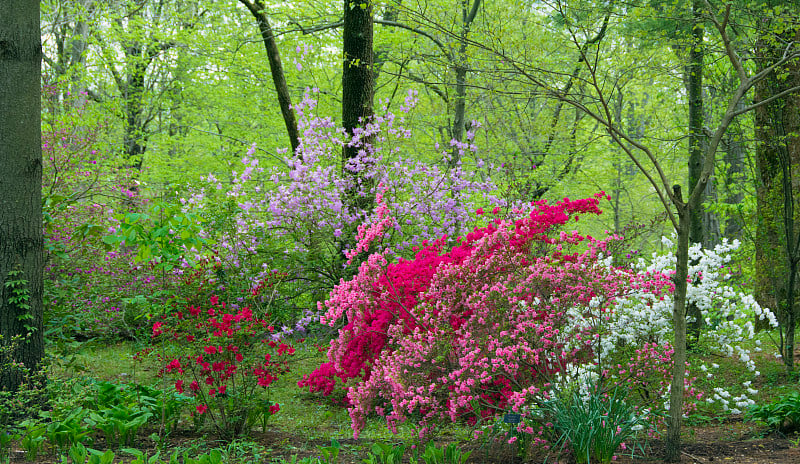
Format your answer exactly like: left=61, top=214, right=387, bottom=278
left=180, top=89, right=506, bottom=321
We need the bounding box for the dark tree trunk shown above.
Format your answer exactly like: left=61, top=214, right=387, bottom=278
left=753, top=23, right=800, bottom=366
left=238, top=0, right=300, bottom=154
left=686, top=0, right=705, bottom=342
left=0, top=0, right=44, bottom=392
left=123, top=45, right=148, bottom=172
left=342, top=0, right=375, bottom=207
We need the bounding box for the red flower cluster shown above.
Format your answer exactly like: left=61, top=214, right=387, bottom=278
left=152, top=295, right=294, bottom=435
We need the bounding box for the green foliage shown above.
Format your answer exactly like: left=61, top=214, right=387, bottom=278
left=87, top=448, right=116, bottom=464
left=102, top=201, right=207, bottom=271
left=318, top=438, right=341, bottom=464
left=43, top=407, right=92, bottom=452
left=539, top=382, right=647, bottom=464
left=277, top=455, right=324, bottom=464
left=419, top=442, right=470, bottom=464
left=81, top=381, right=185, bottom=447
left=4, top=268, right=34, bottom=333
left=181, top=448, right=223, bottom=464
left=0, top=336, right=45, bottom=463
left=68, top=442, right=91, bottom=464
left=18, top=419, right=45, bottom=462
left=362, top=442, right=405, bottom=464
left=122, top=447, right=165, bottom=464
left=747, top=391, right=800, bottom=434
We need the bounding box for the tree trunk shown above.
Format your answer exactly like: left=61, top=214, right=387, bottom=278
left=686, top=0, right=705, bottom=342
left=0, top=0, right=44, bottom=392
left=342, top=0, right=375, bottom=208
left=123, top=45, right=148, bottom=172
left=238, top=0, right=300, bottom=154
left=665, top=196, right=690, bottom=462
left=753, top=22, right=800, bottom=353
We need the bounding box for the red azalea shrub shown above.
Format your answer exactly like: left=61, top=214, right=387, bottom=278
left=153, top=295, right=294, bottom=438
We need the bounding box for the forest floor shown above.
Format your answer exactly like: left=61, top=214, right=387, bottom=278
left=10, top=344, right=799, bottom=464
left=9, top=417, right=799, bottom=464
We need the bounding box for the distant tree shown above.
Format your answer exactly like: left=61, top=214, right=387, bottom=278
left=237, top=0, right=301, bottom=153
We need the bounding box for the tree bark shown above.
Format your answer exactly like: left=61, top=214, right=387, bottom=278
left=665, top=187, right=690, bottom=462
left=342, top=0, right=375, bottom=206
left=449, top=0, right=481, bottom=167
left=753, top=20, right=800, bottom=363
left=0, top=0, right=44, bottom=392
left=686, top=0, right=705, bottom=342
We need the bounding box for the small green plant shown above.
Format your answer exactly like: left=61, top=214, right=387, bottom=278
left=122, top=447, right=164, bottom=464
left=68, top=442, right=91, bottom=464
left=182, top=448, right=223, bottom=464
left=4, top=268, right=35, bottom=333
left=81, top=380, right=183, bottom=447
left=363, top=442, right=405, bottom=464
left=0, top=336, right=46, bottom=464
left=43, top=407, right=92, bottom=452
left=0, top=428, right=19, bottom=464
left=539, top=381, right=648, bottom=464
left=18, top=420, right=45, bottom=462
left=278, top=456, right=324, bottom=464
left=318, top=439, right=341, bottom=464
left=419, top=442, right=470, bottom=464
left=747, top=391, right=800, bottom=434
left=87, top=449, right=116, bottom=464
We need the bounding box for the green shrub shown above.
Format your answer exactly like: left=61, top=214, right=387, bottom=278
left=747, top=391, right=800, bottom=434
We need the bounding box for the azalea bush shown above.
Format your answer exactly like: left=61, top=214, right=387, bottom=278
left=178, top=89, right=505, bottom=321
left=152, top=294, right=295, bottom=438
left=301, top=186, right=777, bottom=457
left=301, top=191, right=670, bottom=438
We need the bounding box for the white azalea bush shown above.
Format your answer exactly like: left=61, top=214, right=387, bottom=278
left=587, top=237, right=777, bottom=416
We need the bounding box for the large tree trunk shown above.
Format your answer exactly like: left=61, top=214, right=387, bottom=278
left=342, top=0, right=375, bottom=209
left=0, top=0, right=44, bottom=392
left=686, top=0, right=706, bottom=342
left=337, top=0, right=376, bottom=278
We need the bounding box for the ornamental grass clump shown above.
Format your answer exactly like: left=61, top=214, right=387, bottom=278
left=539, top=381, right=649, bottom=464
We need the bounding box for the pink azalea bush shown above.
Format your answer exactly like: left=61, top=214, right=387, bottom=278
left=300, top=191, right=688, bottom=439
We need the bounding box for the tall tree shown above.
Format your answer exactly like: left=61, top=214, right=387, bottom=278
left=448, top=0, right=481, bottom=166
left=753, top=3, right=800, bottom=371
left=0, top=0, right=44, bottom=392
left=341, top=0, right=375, bottom=211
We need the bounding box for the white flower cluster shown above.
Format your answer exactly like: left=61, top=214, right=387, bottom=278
left=572, top=237, right=777, bottom=414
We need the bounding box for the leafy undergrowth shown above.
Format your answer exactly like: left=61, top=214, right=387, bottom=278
left=6, top=341, right=797, bottom=464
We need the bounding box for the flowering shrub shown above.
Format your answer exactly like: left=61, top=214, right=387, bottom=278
left=178, top=89, right=505, bottom=313
left=153, top=295, right=295, bottom=438
left=303, top=189, right=776, bottom=448
left=41, top=95, right=150, bottom=339
left=302, top=192, right=669, bottom=437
